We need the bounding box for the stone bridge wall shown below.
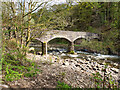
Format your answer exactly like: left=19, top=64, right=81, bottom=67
left=35, top=30, right=99, bottom=55
left=36, top=30, right=99, bottom=42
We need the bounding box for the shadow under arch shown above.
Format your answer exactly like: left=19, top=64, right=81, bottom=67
left=73, top=38, right=88, bottom=52
left=73, top=36, right=87, bottom=43
left=35, top=37, right=72, bottom=55
left=48, top=37, right=71, bottom=44
left=48, top=37, right=72, bottom=52
left=74, top=38, right=87, bottom=44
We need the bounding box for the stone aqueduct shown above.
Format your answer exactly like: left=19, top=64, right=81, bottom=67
left=35, top=30, right=99, bottom=55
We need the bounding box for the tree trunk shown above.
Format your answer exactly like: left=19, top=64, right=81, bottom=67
left=118, top=2, right=120, bottom=29
left=21, top=0, right=25, bottom=48
left=8, top=26, right=11, bottom=39
left=26, top=1, right=31, bottom=47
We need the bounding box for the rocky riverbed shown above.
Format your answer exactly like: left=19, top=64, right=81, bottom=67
left=3, top=53, right=119, bottom=88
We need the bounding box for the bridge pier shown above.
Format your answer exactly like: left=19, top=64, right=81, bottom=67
left=68, top=42, right=74, bottom=53
left=42, top=42, right=47, bottom=55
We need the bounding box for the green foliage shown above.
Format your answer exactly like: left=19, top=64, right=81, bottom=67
left=2, top=39, right=41, bottom=82
left=2, top=2, right=120, bottom=55
left=91, top=64, right=118, bottom=88
left=69, top=50, right=75, bottom=54
left=56, top=81, right=71, bottom=88
left=32, top=2, right=119, bottom=55
left=79, top=40, right=106, bottom=54
left=2, top=52, right=41, bottom=81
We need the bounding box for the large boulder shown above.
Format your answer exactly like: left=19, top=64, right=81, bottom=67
left=86, top=65, right=92, bottom=69
left=29, top=47, right=35, bottom=53
left=79, top=59, right=85, bottom=64
left=75, top=64, right=80, bottom=67
left=113, top=63, right=118, bottom=66
left=86, top=58, right=91, bottom=61
left=0, top=84, right=9, bottom=88
left=110, top=68, right=119, bottom=73
left=65, top=62, right=69, bottom=66
left=62, top=61, right=69, bottom=66
left=29, top=47, right=35, bottom=51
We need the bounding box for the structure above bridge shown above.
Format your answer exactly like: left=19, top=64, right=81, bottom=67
left=35, top=30, right=99, bottom=55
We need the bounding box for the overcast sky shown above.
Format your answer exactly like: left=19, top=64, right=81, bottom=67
left=1, top=0, right=67, bottom=3
left=48, top=0, right=67, bottom=5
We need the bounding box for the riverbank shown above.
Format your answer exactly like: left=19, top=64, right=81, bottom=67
left=4, top=53, right=119, bottom=88
left=26, top=53, right=119, bottom=88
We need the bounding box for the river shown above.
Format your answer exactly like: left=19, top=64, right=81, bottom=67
left=29, top=44, right=120, bottom=64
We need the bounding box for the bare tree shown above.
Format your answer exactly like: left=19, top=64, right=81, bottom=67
left=2, top=0, right=49, bottom=48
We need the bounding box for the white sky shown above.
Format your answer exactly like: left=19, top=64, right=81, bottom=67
left=1, top=0, right=67, bottom=3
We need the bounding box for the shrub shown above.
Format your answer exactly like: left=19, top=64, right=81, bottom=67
left=2, top=39, right=41, bottom=82
left=56, top=81, right=71, bottom=88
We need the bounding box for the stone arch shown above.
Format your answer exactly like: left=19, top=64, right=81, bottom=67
left=35, top=38, right=44, bottom=43
left=47, top=36, right=73, bottom=52
left=37, top=36, right=73, bottom=55
left=88, top=37, right=101, bottom=41
left=73, top=36, right=87, bottom=42
left=48, top=37, right=73, bottom=52
left=73, top=37, right=87, bottom=44
left=47, top=36, right=72, bottom=43
left=73, top=35, right=99, bottom=42
left=30, top=38, right=43, bottom=47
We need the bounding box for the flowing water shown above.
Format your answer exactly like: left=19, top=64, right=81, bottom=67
left=29, top=44, right=120, bottom=64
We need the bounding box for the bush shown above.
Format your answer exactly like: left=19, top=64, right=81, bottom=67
left=56, top=81, right=71, bottom=88
left=2, top=51, right=41, bottom=81
left=2, top=39, right=41, bottom=82
left=5, top=38, right=20, bottom=50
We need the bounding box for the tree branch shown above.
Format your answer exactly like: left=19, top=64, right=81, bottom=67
left=23, top=2, right=48, bottom=18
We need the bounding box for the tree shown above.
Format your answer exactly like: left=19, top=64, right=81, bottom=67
left=2, top=0, right=49, bottom=48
